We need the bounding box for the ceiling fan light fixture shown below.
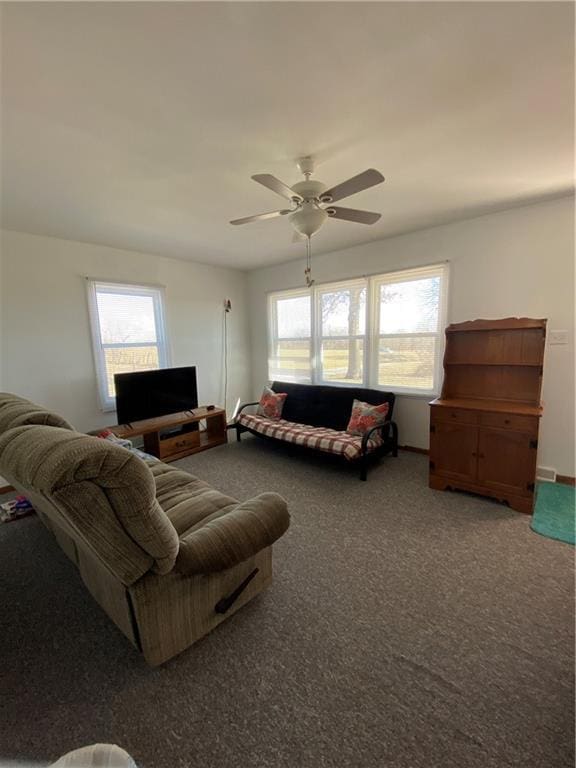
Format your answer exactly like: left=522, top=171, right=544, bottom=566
left=231, top=158, right=385, bottom=242
left=289, top=203, right=328, bottom=237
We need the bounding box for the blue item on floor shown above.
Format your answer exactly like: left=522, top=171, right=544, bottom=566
left=531, top=481, right=575, bottom=545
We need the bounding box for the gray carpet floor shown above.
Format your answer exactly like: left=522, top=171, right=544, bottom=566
left=1, top=438, right=574, bottom=768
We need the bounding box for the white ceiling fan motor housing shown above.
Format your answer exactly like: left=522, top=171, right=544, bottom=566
left=290, top=179, right=327, bottom=200
left=290, top=161, right=330, bottom=236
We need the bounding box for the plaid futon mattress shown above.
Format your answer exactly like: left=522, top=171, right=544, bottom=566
left=237, top=413, right=383, bottom=462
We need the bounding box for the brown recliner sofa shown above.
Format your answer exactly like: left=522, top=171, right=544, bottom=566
left=0, top=393, right=290, bottom=666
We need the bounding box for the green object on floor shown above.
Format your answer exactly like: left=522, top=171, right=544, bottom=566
left=531, top=482, right=575, bottom=545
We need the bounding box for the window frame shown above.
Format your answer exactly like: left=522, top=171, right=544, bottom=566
left=86, top=279, right=171, bottom=412
left=267, top=287, right=313, bottom=384
left=369, top=264, right=450, bottom=396
left=315, top=278, right=368, bottom=388
left=267, top=263, right=449, bottom=396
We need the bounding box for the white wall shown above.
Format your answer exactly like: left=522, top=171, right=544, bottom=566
left=248, top=195, right=575, bottom=477
left=0, top=239, right=3, bottom=390
left=2, top=196, right=574, bottom=475
left=0, top=230, right=252, bottom=432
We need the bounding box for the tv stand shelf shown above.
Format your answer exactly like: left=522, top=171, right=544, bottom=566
left=111, top=407, right=227, bottom=462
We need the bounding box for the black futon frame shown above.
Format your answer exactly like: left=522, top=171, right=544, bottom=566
left=235, top=382, right=398, bottom=481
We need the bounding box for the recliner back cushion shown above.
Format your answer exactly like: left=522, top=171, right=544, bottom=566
left=0, top=392, right=73, bottom=434
left=0, top=425, right=179, bottom=583
left=271, top=382, right=395, bottom=432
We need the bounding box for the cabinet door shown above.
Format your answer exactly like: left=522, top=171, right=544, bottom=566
left=477, top=428, right=536, bottom=496
left=430, top=422, right=478, bottom=482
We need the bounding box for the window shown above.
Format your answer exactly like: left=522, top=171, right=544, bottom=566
left=268, top=289, right=312, bottom=382
left=268, top=264, right=448, bottom=395
left=372, top=267, right=445, bottom=392
left=317, top=280, right=366, bottom=385
left=87, top=281, right=170, bottom=410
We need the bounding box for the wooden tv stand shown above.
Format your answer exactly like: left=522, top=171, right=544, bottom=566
left=111, top=407, right=227, bottom=462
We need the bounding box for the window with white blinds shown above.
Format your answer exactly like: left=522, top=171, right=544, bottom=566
left=372, top=267, right=446, bottom=392
left=87, top=281, right=170, bottom=410
left=317, top=280, right=367, bottom=386
left=268, top=263, right=448, bottom=395
left=268, top=289, right=312, bottom=382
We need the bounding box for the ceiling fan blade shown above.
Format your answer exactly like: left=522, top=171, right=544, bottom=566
left=327, top=206, right=381, bottom=225
left=252, top=174, right=302, bottom=202
left=230, top=209, right=292, bottom=225
left=322, top=169, right=385, bottom=203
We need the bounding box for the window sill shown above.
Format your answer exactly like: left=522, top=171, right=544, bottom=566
left=393, top=391, right=439, bottom=399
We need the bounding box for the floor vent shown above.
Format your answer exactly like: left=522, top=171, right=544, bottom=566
left=536, top=466, right=557, bottom=483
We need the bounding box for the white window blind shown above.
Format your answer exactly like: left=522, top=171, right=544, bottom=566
left=371, top=265, right=447, bottom=393
left=268, top=263, right=448, bottom=395
left=268, top=289, right=312, bottom=382
left=87, top=281, right=170, bottom=411
left=317, top=280, right=367, bottom=386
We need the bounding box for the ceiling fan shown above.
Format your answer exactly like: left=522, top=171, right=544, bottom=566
left=230, top=157, right=385, bottom=240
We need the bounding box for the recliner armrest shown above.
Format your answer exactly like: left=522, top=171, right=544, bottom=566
left=175, top=492, right=290, bottom=575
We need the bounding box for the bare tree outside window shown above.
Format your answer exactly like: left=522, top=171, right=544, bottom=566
left=320, top=286, right=366, bottom=384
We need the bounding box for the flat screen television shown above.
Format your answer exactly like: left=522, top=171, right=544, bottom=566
left=114, top=366, right=198, bottom=424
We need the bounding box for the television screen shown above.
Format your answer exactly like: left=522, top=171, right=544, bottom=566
left=114, top=366, right=198, bottom=424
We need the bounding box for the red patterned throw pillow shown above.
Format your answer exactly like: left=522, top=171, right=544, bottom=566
left=346, top=399, right=389, bottom=437
left=257, top=387, right=287, bottom=420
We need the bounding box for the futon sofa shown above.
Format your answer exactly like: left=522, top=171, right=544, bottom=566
left=236, top=382, right=398, bottom=480
left=0, top=393, right=290, bottom=666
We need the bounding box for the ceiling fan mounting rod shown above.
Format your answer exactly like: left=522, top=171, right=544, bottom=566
left=296, top=156, right=315, bottom=179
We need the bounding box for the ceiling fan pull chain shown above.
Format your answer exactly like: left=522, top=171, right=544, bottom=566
left=304, top=236, right=315, bottom=287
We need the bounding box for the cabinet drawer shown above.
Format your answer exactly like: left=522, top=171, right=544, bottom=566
left=431, top=406, right=478, bottom=425
left=479, top=412, right=538, bottom=433
left=158, top=430, right=200, bottom=458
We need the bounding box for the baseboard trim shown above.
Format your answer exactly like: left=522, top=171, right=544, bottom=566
left=556, top=475, right=576, bottom=487
left=400, top=445, right=429, bottom=455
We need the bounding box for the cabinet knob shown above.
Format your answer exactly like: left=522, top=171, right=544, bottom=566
left=504, top=419, right=510, bottom=425
left=479, top=453, right=485, bottom=459
left=471, top=451, right=477, bottom=457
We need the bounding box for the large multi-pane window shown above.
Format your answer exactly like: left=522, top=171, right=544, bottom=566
left=87, top=280, right=170, bottom=410
left=268, top=264, right=448, bottom=395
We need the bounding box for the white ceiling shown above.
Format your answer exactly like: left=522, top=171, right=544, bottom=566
left=1, top=2, right=574, bottom=270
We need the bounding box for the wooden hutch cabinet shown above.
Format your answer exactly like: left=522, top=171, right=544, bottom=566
left=429, top=318, right=546, bottom=514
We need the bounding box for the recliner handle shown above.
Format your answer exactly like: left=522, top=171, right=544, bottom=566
left=215, top=568, right=259, bottom=614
